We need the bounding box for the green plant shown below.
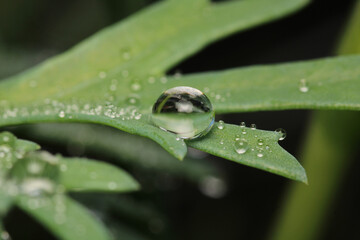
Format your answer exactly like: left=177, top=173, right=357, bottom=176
left=0, top=0, right=359, bottom=239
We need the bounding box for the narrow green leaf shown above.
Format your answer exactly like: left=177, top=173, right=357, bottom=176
left=0, top=0, right=309, bottom=160
left=59, top=157, right=140, bottom=192
left=162, top=55, right=360, bottom=113
left=16, top=195, right=111, bottom=240
left=188, top=122, right=307, bottom=183
left=0, top=188, right=12, bottom=217
left=19, top=123, right=220, bottom=184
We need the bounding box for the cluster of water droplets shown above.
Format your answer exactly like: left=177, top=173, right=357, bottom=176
left=215, top=121, right=287, bottom=159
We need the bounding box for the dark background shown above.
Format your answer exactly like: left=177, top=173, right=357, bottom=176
left=1, top=0, right=359, bottom=239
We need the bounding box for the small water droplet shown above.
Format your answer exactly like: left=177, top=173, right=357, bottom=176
left=240, top=122, right=246, bottom=128
left=220, top=139, right=224, bottom=145
left=151, top=86, right=214, bottom=139
left=275, top=128, right=287, bottom=141
left=250, top=124, right=256, bottom=130
left=234, top=138, right=248, bottom=154
left=299, top=79, right=309, bottom=93
left=257, top=139, right=264, bottom=146
left=218, top=120, right=224, bottom=130
left=126, top=95, right=140, bottom=105
left=242, top=128, right=247, bottom=135
left=131, top=82, right=141, bottom=91
left=257, top=152, right=264, bottom=158
left=98, top=71, right=107, bottom=79
left=265, top=145, right=270, bottom=150
left=58, top=111, right=65, bottom=118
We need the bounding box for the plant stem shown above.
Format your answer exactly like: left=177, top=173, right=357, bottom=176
left=269, top=1, right=360, bottom=239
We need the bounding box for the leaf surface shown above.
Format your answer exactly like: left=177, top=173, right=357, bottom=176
left=59, top=157, right=140, bottom=192
left=16, top=195, right=111, bottom=240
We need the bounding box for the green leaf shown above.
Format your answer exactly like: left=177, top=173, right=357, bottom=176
left=0, top=188, right=12, bottom=217
left=19, top=123, right=221, bottom=184
left=16, top=194, right=111, bottom=240
left=0, top=0, right=310, bottom=161
left=59, top=157, right=140, bottom=192
left=188, top=122, right=307, bottom=183
left=166, top=55, right=360, bottom=113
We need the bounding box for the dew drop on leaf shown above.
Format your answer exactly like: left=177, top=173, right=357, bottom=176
left=299, top=78, right=309, bottom=93
left=217, top=120, right=224, bottom=130
left=250, top=123, right=256, bottom=130
left=240, top=122, right=246, bottom=128
left=275, top=128, right=287, bottom=141
left=152, top=86, right=215, bottom=139
left=234, top=138, right=248, bottom=154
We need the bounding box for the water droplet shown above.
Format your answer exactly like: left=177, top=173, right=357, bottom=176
left=131, top=82, right=141, bottom=91
left=126, top=95, right=140, bottom=105
left=151, top=86, right=215, bottom=139
left=299, top=79, right=309, bottom=93
left=98, top=71, right=107, bottom=79
left=234, top=138, right=248, bottom=154
left=265, top=145, right=270, bottom=150
left=58, top=111, right=65, bottom=118
left=257, top=139, right=264, bottom=146
left=257, top=152, right=264, bottom=158
left=217, top=120, right=224, bottom=130
left=240, top=122, right=246, bottom=128
left=250, top=124, right=256, bottom=130
left=242, top=128, right=247, bottom=135
left=275, top=128, right=287, bottom=141
left=220, top=139, right=224, bottom=145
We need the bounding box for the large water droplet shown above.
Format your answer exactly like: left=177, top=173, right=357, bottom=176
left=217, top=120, right=224, bottom=130
left=151, top=86, right=215, bottom=139
left=275, top=128, right=287, bottom=141
left=299, top=79, right=309, bottom=93
left=234, top=138, right=248, bottom=154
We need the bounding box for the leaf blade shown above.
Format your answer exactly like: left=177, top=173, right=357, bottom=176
left=16, top=195, right=111, bottom=240
left=59, top=157, right=140, bottom=192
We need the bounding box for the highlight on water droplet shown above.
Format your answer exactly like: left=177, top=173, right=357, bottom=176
left=275, top=128, right=287, bottom=141
left=299, top=78, right=309, bottom=93
left=257, top=152, right=264, bottom=158
left=151, top=86, right=215, bottom=139
left=240, top=122, right=246, bottom=128
left=250, top=124, right=256, bottom=130
left=126, top=94, right=140, bottom=105
left=234, top=138, right=248, bottom=154
left=217, top=120, right=224, bottom=130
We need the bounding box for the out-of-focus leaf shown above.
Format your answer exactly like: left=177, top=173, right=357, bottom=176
left=19, top=123, right=220, bottom=184
left=59, top=157, right=140, bottom=192
left=16, top=194, right=111, bottom=240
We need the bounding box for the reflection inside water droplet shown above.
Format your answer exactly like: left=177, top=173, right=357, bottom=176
left=151, top=86, right=214, bottom=139
left=234, top=138, right=248, bottom=154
